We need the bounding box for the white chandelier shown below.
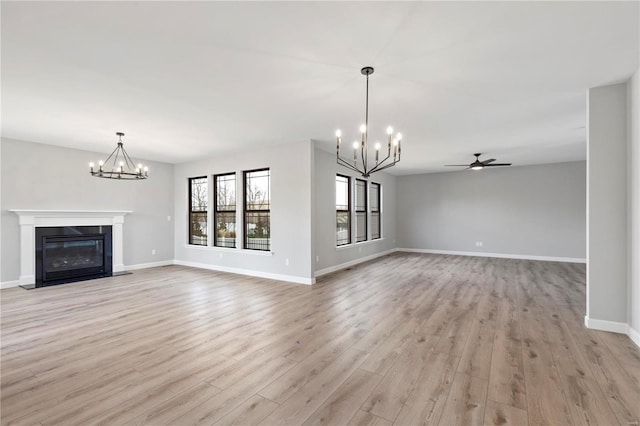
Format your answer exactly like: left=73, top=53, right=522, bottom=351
left=335, top=66, right=402, bottom=178
left=89, top=132, right=148, bottom=180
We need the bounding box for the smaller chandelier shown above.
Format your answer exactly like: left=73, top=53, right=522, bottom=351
left=336, top=66, right=402, bottom=178
left=89, top=132, right=148, bottom=180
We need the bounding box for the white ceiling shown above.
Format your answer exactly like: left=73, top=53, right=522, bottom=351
left=1, top=1, right=638, bottom=174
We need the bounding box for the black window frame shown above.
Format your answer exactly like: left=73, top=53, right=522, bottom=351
left=355, top=178, right=368, bottom=243
left=243, top=168, right=271, bottom=251
left=188, top=176, right=208, bottom=246
left=336, top=174, right=351, bottom=246
left=370, top=182, right=381, bottom=240
left=214, top=172, right=237, bottom=248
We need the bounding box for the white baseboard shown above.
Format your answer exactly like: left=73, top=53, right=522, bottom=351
left=1, top=280, right=20, bottom=289
left=584, top=316, right=629, bottom=334
left=314, top=248, right=398, bottom=277
left=125, top=260, right=175, bottom=271
left=628, top=326, right=640, bottom=348
left=585, top=316, right=640, bottom=348
left=398, top=248, right=586, bottom=264
left=174, top=260, right=314, bottom=285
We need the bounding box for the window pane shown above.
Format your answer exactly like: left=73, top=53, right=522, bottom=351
left=245, top=212, right=270, bottom=250
left=189, top=211, right=207, bottom=245
left=336, top=211, right=350, bottom=246
left=356, top=212, right=367, bottom=242
left=245, top=169, right=270, bottom=251
left=336, top=175, right=349, bottom=210
left=216, top=174, right=236, bottom=211
left=370, top=183, right=379, bottom=212
left=189, top=177, right=208, bottom=246
left=246, top=169, right=270, bottom=210
left=355, top=179, right=367, bottom=242
left=355, top=179, right=366, bottom=211
left=190, top=177, right=208, bottom=211
left=371, top=212, right=381, bottom=239
left=336, top=175, right=351, bottom=246
left=215, top=211, right=236, bottom=248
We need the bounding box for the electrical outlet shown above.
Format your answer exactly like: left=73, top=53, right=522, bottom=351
left=219, top=253, right=223, bottom=259
left=167, top=215, right=171, bottom=221
left=151, top=249, right=156, bottom=255
left=358, top=246, right=362, bottom=253
left=475, top=242, right=483, bottom=247
left=285, top=258, right=290, bottom=266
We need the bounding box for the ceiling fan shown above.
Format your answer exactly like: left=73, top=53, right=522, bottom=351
left=445, top=153, right=512, bottom=170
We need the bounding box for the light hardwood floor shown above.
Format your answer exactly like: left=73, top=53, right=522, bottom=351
left=1, top=253, right=639, bottom=425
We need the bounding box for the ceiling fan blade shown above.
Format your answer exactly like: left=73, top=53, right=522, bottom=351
left=444, top=164, right=470, bottom=167
left=481, top=158, right=496, bottom=165
left=484, top=163, right=512, bottom=166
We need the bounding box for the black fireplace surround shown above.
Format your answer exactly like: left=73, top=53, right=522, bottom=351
left=35, top=226, right=113, bottom=287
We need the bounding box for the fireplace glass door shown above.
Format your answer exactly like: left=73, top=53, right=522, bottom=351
left=43, top=235, right=106, bottom=282
left=35, top=226, right=113, bottom=287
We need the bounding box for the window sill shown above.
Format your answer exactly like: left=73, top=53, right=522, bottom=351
left=336, top=238, right=384, bottom=251
left=184, top=245, right=274, bottom=256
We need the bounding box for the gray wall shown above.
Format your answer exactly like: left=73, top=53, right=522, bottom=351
left=587, top=83, right=628, bottom=325
left=0, top=138, right=175, bottom=283
left=173, top=140, right=314, bottom=282
left=629, top=67, right=640, bottom=338
left=397, top=161, right=586, bottom=259
left=313, top=146, right=397, bottom=274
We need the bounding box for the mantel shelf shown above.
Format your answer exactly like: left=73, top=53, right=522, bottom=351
left=9, top=209, right=132, bottom=216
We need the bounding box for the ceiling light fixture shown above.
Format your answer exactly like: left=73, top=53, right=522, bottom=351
left=335, top=66, right=402, bottom=178
left=89, top=132, right=148, bottom=180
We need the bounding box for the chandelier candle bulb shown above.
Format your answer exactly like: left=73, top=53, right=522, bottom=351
left=89, top=162, right=95, bottom=173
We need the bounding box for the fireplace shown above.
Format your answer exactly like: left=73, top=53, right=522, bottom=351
left=35, top=226, right=113, bottom=287
left=10, top=210, right=129, bottom=288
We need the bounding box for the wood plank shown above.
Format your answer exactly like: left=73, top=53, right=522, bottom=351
left=170, top=355, right=296, bottom=425
left=213, top=394, right=279, bottom=426
left=259, top=348, right=368, bottom=425
left=483, top=400, right=529, bottom=426
left=130, top=381, right=223, bottom=425
left=392, top=351, right=459, bottom=425
left=347, top=410, right=392, bottom=426
left=361, top=335, right=438, bottom=421
left=302, top=369, right=382, bottom=426
left=562, top=375, right=619, bottom=426
left=437, top=372, right=488, bottom=426
left=258, top=327, right=366, bottom=404
left=487, top=298, right=526, bottom=410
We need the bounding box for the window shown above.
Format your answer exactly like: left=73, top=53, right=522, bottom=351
left=214, top=173, right=236, bottom=248
left=336, top=175, right=351, bottom=246
left=189, top=176, right=208, bottom=245
left=371, top=182, right=381, bottom=239
left=355, top=179, right=367, bottom=242
left=244, top=169, right=270, bottom=251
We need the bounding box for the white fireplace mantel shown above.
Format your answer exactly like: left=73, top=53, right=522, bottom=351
left=9, top=210, right=131, bottom=286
